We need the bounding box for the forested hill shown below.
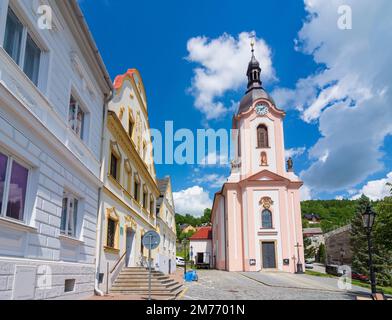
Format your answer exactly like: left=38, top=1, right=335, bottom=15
left=301, top=199, right=362, bottom=232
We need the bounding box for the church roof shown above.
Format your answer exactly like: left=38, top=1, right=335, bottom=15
left=238, top=88, right=275, bottom=115
left=237, top=43, right=275, bottom=115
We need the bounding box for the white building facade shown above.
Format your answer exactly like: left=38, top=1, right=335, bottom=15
left=156, top=177, right=176, bottom=274
left=0, top=0, right=111, bottom=299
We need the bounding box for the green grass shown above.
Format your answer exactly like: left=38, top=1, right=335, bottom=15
left=305, top=270, right=336, bottom=278
left=306, top=270, right=392, bottom=295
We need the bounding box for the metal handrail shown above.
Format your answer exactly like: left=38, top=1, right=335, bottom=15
left=110, top=250, right=127, bottom=274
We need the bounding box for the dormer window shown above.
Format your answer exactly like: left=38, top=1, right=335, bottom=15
left=69, top=95, right=85, bottom=140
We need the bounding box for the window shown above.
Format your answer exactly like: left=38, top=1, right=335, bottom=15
left=261, top=209, right=273, bottom=229
left=150, top=198, right=154, bottom=214
left=64, top=279, right=75, bottom=293
left=134, top=179, right=139, bottom=201
left=68, top=95, right=85, bottom=139
left=106, top=218, right=116, bottom=248
left=142, top=190, right=148, bottom=208
left=0, top=151, right=29, bottom=221
left=4, top=8, right=41, bottom=86
left=60, top=193, right=79, bottom=237
left=110, top=153, right=119, bottom=180
left=257, top=124, right=268, bottom=148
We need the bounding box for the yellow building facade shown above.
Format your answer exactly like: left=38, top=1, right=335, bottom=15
left=96, top=69, right=160, bottom=292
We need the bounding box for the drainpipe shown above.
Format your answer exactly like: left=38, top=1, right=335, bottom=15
left=94, top=91, right=112, bottom=296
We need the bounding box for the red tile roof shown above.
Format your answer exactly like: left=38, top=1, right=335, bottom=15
left=189, top=226, right=212, bottom=240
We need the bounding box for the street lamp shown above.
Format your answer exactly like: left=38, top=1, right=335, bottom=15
left=182, top=239, right=188, bottom=276
left=190, top=245, right=194, bottom=266
left=361, top=203, right=377, bottom=296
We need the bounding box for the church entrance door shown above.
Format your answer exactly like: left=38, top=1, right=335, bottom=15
left=261, top=241, right=277, bottom=269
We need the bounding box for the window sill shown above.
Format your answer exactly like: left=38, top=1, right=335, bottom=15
left=104, top=246, right=120, bottom=254
left=59, top=234, right=84, bottom=245
left=0, top=217, right=38, bottom=233
left=108, top=174, right=122, bottom=189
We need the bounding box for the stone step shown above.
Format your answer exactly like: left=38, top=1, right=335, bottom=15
left=114, top=279, right=175, bottom=285
left=120, top=271, right=165, bottom=276
left=110, top=284, right=182, bottom=293
left=112, top=287, right=183, bottom=298
left=113, top=274, right=171, bottom=281
left=110, top=286, right=182, bottom=295
left=112, top=281, right=181, bottom=289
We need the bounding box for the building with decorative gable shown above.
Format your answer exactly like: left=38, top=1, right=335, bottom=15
left=95, top=69, right=160, bottom=293
left=211, top=45, right=305, bottom=273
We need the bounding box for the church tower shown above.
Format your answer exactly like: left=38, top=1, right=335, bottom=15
left=211, top=42, right=305, bottom=273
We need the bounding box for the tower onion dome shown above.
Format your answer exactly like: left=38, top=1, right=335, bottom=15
left=238, top=41, right=274, bottom=114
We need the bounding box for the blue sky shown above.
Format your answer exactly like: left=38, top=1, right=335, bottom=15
left=80, top=0, right=392, bottom=216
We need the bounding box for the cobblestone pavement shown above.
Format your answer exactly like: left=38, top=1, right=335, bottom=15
left=181, top=270, right=368, bottom=300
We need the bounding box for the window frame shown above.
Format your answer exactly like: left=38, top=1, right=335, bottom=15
left=106, top=217, right=117, bottom=249
left=109, top=152, right=119, bottom=181
left=68, top=94, right=86, bottom=141
left=3, top=6, right=43, bottom=87
left=60, top=191, right=80, bottom=238
left=261, top=209, right=273, bottom=229
left=257, top=124, right=269, bottom=149
left=0, top=149, right=30, bottom=223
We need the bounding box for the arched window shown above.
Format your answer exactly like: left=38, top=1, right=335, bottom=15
left=257, top=125, right=268, bottom=148
left=262, top=209, right=273, bottom=229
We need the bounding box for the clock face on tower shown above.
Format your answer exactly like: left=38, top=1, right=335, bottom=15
left=255, top=103, right=269, bottom=116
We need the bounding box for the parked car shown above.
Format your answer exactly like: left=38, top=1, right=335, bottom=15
left=326, top=264, right=344, bottom=276
left=305, top=262, right=314, bottom=269
left=352, top=271, right=369, bottom=282
left=176, top=256, right=185, bottom=266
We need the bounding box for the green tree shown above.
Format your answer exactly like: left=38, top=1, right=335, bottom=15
left=375, top=196, right=392, bottom=251
left=351, top=195, right=392, bottom=287
left=304, top=237, right=316, bottom=261
left=316, top=243, right=326, bottom=264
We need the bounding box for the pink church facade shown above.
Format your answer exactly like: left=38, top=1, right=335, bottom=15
left=211, top=47, right=305, bottom=273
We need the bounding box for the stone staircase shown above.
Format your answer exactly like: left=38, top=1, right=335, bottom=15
left=110, top=267, right=183, bottom=300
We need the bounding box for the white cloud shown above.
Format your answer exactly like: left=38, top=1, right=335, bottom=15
left=200, top=151, right=230, bottom=167
left=173, top=186, right=213, bottom=216
left=351, top=172, right=392, bottom=201
left=194, top=173, right=227, bottom=189
left=300, top=184, right=312, bottom=201
left=187, top=32, right=275, bottom=120
left=285, top=147, right=306, bottom=159
left=274, top=0, right=392, bottom=194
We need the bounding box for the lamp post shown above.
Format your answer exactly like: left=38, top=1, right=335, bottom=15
left=361, top=203, right=377, bottom=296
left=190, top=245, right=194, bottom=267
left=182, top=239, right=187, bottom=276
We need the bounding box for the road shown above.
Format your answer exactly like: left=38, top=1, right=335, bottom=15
left=181, top=270, right=370, bottom=300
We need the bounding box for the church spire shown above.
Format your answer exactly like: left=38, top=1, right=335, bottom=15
left=246, top=39, right=262, bottom=93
